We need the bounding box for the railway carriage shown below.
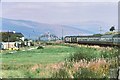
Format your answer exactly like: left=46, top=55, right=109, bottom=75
left=87, top=36, right=101, bottom=45
left=113, top=34, right=120, bottom=46
left=100, top=35, right=114, bottom=42
left=71, top=36, right=77, bottom=43
left=64, top=34, right=120, bottom=47
left=64, top=36, right=71, bottom=43
left=88, top=36, right=101, bottom=41
left=77, top=36, right=90, bottom=45
left=77, top=36, right=101, bottom=45
left=77, top=36, right=89, bottom=43
left=64, top=36, right=77, bottom=43
left=100, top=34, right=114, bottom=46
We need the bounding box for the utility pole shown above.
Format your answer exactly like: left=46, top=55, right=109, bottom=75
left=99, top=26, right=102, bottom=34
left=62, top=27, right=63, bottom=41
left=33, top=30, right=35, bottom=46
left=7, top=30, right=10, bottom=49
left=47, top=31, right=50, bottom=42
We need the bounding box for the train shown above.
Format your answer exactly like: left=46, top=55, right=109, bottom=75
left=64, top=34, right=120, bottom=47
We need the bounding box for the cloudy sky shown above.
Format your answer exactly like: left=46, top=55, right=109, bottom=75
left=1, top=2, right=118, bottom=33
left=1, top=0, right=119, bottom=2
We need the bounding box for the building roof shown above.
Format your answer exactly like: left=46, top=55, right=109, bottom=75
left=1, top=32, right=24, bottom=42
left=1, top=32, right=24, bottom=37
left=15, top=33, right=24, bottom=37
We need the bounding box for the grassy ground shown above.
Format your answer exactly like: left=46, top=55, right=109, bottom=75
left=2, top=45, right=76, bottom=78
left=1, top=44, right=119, bottom=78
left=2, top=45, right=75, bottom=64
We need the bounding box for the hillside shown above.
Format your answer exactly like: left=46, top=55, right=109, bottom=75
left=1, top=18, right=94, bottom=39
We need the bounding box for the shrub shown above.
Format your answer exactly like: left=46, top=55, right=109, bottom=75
left=35, top=68, right=41, bottom=73
left=37, top=46, right=44, bottom=49
left=69, top=52, right=87, bottom=62
left=52, top=68, right=70, bottom=78
left=73, top=68, right=99, bottom=78
left=24, top=71, right=35, bottom=78
left=46, top=42, right=53, bottom=45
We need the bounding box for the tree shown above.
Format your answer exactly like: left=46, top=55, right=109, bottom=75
left=110, top=26, right=115, bottom=31
left=93, top=34, right=103, bottom=36
left=24, top=38, right=29, bottom=41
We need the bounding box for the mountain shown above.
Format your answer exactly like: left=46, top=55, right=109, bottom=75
left=1, top=18, right=95, bottom=39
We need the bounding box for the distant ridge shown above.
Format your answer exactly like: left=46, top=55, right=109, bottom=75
left=1, top=18, right=94, bottom=39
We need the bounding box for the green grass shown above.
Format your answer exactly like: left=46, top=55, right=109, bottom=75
left=2, top=45, right=75, bottom=64
left=2, top=70, right=25, bottom=78
left=2, top=45, right=76, bottom=78
left=1, top=44, right=118, bottom=78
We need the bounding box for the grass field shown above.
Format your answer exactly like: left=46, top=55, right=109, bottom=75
left=2, top=44, right=76, bottom=78
left=2, top=45, right=77, bottom=64
left=1, top=44, right=119, bottom=78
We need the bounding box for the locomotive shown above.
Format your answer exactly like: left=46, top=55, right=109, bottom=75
left=64, top=34, right=120, bottom=47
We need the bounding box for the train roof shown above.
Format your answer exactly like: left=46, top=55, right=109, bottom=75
left=64, top=36, right=77, bottom=38
left=101, top=34, right=120, bottom=38
left=113, top=34, right=120, bottom=37
left=101, top=34, right=114, bottom=38
left=64, top=35, right=101, bottom=38
left=65, top=34, right=120, bottom=38
left=80, top=35, right=102, bottom=37
left=77, top=36, right=100, bottom=37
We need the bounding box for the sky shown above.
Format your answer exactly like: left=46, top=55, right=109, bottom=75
left=1, top=0, right=119, bottom=2
left=1, top=1, right=118, bottom=33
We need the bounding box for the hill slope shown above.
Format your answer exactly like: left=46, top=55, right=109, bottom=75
left=1, top=18, right=94, bottom=39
